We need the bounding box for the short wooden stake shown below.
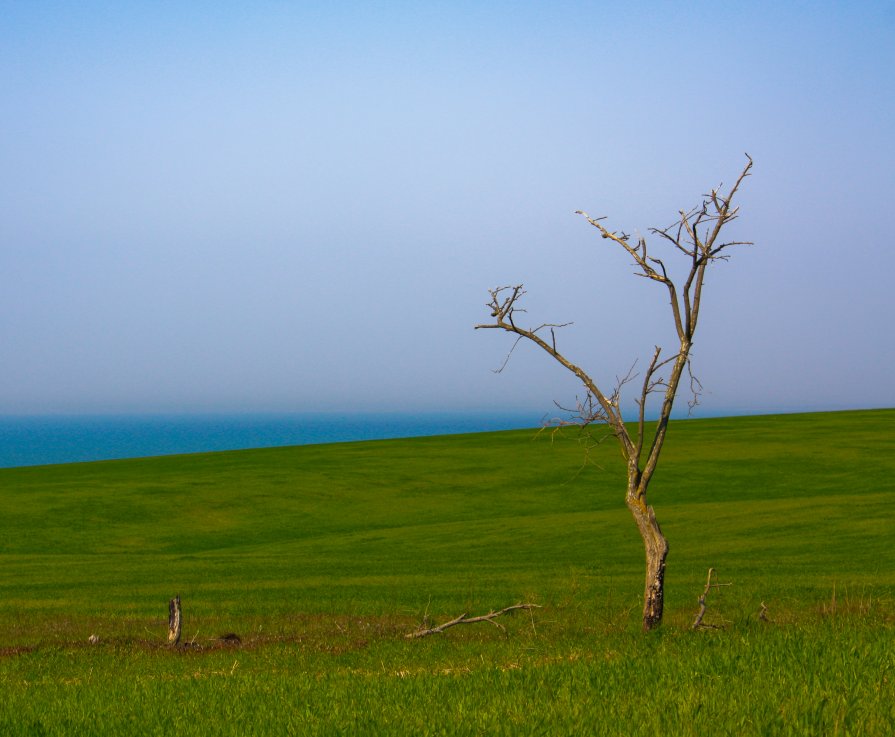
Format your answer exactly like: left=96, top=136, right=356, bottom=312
left=168, top=595, right=182, bottom=645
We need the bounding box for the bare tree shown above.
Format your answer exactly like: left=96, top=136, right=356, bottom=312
left=476, top=157, right=753, bottom=631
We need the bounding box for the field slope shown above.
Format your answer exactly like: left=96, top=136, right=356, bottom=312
left=0, top=409, right=893, bottom=735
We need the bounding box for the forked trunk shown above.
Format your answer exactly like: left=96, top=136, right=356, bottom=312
left=626, top=496, right=669, bottom=631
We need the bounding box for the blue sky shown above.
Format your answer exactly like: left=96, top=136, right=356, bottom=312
left=2, top=1, right=893, bottom=417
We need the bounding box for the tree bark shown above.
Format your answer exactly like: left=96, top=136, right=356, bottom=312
left=626, top=496, right=669, bottom=631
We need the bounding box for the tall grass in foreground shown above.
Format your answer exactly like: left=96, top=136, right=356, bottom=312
left=0, top=409, right=893, bottom=735
left=2, top=619, right=892, bottom=736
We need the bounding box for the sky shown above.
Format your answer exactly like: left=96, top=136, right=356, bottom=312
left=2, top=0, right=894, bottom=418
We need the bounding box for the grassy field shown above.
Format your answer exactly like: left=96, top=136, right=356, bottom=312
left=0, top=409, right=893, bottom=735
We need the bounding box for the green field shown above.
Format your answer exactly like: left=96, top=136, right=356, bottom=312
left=1, top=409, right=893, bottom=735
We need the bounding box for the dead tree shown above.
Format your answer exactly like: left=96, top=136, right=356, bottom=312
left=476, top=157, right=753, bottom=631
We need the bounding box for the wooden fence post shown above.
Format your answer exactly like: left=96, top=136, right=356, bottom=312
left=168, top=595, right=182, bottom=645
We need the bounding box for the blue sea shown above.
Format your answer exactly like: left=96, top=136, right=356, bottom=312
left=0, top=411, right=542, bottom=469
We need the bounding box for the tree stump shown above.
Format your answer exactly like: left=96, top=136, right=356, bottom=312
left=168, top=595, right=182, bottom=645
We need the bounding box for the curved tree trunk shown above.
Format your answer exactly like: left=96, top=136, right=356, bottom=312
left=627, top=497, right=669, bottom=631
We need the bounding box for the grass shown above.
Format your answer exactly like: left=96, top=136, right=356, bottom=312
left=0, top=408, right=893, bottom=734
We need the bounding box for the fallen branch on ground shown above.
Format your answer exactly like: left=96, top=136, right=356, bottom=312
left=405, top=603, right=541, bottom=639
left=691, top=568, right=732, bottom=630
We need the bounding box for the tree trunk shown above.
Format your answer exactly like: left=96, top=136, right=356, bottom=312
left=626, top=497, right=669, bottom=631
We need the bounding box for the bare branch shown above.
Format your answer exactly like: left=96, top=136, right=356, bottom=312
left=549, top=393, right=610, bottom=428
left=405, top=603, right=542, bottom=639
left=692, top=567, right=733, bottom=630
left=711, top=239, right=754, bottom=257
left=491, top=335, right=525, bottom=374
left=475, top=285, right=633, bottom=455
left=686, top=359, right=703, bottom=415
left=535, top=408, right=612, bottom=477
left=648, top=256, right=669, bottom=280
left=703, top=154, right=753, bottom=252
left=576, top=210, right=663, bottom=283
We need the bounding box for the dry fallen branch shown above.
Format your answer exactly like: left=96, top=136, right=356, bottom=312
left=691, top=568, right=732, bottom=630
left=405, top=603, right=541, bottom=639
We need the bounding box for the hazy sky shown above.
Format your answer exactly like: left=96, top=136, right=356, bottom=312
left=2, top=1, right=894, bottom=417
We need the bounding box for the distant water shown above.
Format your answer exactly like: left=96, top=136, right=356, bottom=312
left=0, top=412, right=542, bottom=469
